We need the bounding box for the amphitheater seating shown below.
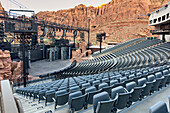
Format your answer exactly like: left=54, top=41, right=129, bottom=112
left=15, top=64, right=170, bottom=113
left=15, top=39, right=170, bottom=113
left=63, top=39, right=169, bottom=76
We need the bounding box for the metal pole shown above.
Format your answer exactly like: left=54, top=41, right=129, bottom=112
left=162, top=34, right=165, bottom=42
left=88, top=18, right=90, bottom=49
left=100, top=39, right=102, bottom=53
left=22, top=33, right=27, bottom=87
left=74, top=35, right=76, bottom=48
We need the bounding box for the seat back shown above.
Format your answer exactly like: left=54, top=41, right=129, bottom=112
left=130, top=87, right=143, bottom=102
left=68, top=91, right=82, bottom=105
left=120, top=77, right=127, bottom=83
left=155, top=72, right=163, bottom=79
left=82, top=83, right=91, bottom=89
left=98, top=83, right=108, bottom=90
left=38, top=90, right=47, bottom=101
left=136, top=72, right=142, bottom=77
left=85, top=86, right=96, bottom=94
left=163, top=70, right=169, bottom=75
left=55, top=90, right=69, bottom=106
left=110, top=80, right=119, bottom=86
left=45, top=90, right=56, bottom=102
left=87, top=90, right=100, bottom=105
left=115, top=92, right=131, bottom=109
left=147, top=75, right=155, bottom=82
left=93, top=92, right=110, bottom=112
left=126, top=82, right=136, bottom=92
left=111, top=86, right=125, bottom=99
left=138, top=78, right=147, bottom=86
left=142, top=82, right=152, bottom=96
left=149, top=101, right=169, bottom=113
left=93, top=80, right=101, bottom=85
left=129, top=74, right=135, bottom=79
left=102, top=86, right=112, bottom=95
left=102, top=78, right=109, bottom=83
left=69, top=86, right=80, bottom=93
left=96, top=100, right=114, bottom=113
left=70, top=94, right=87, bottom=112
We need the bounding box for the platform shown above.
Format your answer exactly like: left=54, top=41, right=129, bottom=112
left=28, top=60, right=72, bottom=77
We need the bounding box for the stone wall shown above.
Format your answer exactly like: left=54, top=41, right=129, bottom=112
left=71, top=41, right=92, bottom=62
left=0, top=50, right=12, bottom=80
left=0, top=50, right=23, bottom=82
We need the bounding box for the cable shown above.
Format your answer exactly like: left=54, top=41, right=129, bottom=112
left=9, top=0, right=27, bottom=9
left=12, top=0, right=27, bottom=8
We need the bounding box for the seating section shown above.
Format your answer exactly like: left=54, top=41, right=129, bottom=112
left=63, top=39, right=169, bottom=76
left=16, top=64, right=170, bottom=113
left=15, top=39, right=170, bottom=113
left=92, top=38, right=145, bottom=57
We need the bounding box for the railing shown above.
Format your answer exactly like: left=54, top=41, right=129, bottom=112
left=150, top=30, right=170, bottom=34
left=0, top=80, right=18, bottom=113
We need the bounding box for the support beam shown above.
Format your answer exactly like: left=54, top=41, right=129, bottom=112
left=22, top=33, right=27, bottom=87
left=162, top=34, right=165, bottom=42
left=88, top=18, right=91, bottom=49
left=100, top=40, right=102, bottom=53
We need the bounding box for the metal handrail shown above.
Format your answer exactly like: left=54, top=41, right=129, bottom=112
left=0, top=80, right=19, bottom=113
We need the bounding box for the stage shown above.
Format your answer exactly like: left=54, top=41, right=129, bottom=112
left=28, top=60, right=72, bottom=77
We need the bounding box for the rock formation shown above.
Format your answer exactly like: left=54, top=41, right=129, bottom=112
left=72, top=41, right=92, bottom=62
left=36, top=0, right=169, bottom=44
left=0, top=50, right=23, bottom=82
left=0, top=50, right=12, bottom=80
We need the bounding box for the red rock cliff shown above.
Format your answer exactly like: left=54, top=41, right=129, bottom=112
left=36, top=0, right=168, bottom=44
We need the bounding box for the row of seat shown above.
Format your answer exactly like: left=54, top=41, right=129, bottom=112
left=92, top=38, right=145, bottom=57
left=63, top=41, right=169, bottom=75
left=16, top=65, right=170, bottom=113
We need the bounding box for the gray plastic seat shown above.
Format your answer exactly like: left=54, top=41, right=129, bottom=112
left=82, top=83, right=91, bottom=89
left=110, top=76, right=117, bottom=80
left=98, top=83, right=108, bottom=90
left=38, top=90, right=47, bottom=102
left=138, top=78, right=152, bottom=98
left=93, top=92, right=111, bottom=113
left=69, top=86, right=80, bottom=93
left=102, top=78, right=109, bottom=83
left=45, top=90, right=56, bottom=106
left=69, top=91, right=87, bottom=113
left=149, top=101, right=169, bottom=113
left=120, top=77, right=127, bottom=83
left=162, top=70, right=169, bottom=85
left=93, top=80, right=101, bottom=85
left=85, top=86, right=99, bottom=105
left=93, top=80, right=101, bottom=89
left=136, top=72, right=142, bottom=77
left=95, top=100, right=115, bottom=113
left=85, top=86, right=96, bottom=94
left=110, top=80, right=119, bottom=86
left=125, top=82, right=136, bottom=92
left=111, top=86, right=131, bottom=112
left=155, top=72, right=168, bottom=88
left=147, top=75, right=156, bottom=82
left=55, top=90, right=69, bottom=109
left=138, top=78, right=147, bottom=87
left=126, top=81, right=143, bottom=103
left=129, top=74, right=135, bottom=79
left=147, top=75, right=161, bottom=92
left=101, top=86, right=112, bottom=95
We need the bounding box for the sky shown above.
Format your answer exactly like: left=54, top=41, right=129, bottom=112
left=1, top=0, right=111, bottom=14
